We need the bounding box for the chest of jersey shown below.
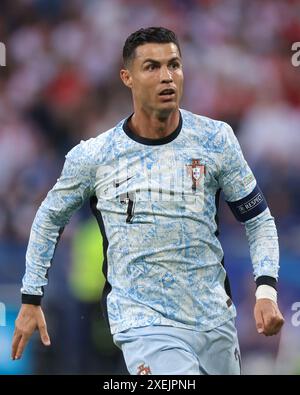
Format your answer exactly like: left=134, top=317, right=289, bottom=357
left=94, top=144, right=220, bottom=223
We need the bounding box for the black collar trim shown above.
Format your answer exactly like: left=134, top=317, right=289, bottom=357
left=122, top=111, right=182, bottom=146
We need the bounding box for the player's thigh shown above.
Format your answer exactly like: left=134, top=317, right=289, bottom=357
left=201, top=319, right=241, bottom=375
left=114, top=330, right=200, bottom=375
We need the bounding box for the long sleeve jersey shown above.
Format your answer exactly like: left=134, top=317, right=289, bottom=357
left=22, top=109, right=279, bottom=334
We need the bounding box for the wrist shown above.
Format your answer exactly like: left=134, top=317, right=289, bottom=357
left=22, top=294, right=42, bottom=306
left=255, top=285, right=277, bottom=303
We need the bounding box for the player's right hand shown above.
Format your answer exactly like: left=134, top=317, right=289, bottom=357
left=11, top=304, right=51, bottom=360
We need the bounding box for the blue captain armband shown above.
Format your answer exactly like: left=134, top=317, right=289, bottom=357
left=226, top=185, right=268, bottom=223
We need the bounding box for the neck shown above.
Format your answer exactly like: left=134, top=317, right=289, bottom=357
left=129, top=109, right=180, bottom=139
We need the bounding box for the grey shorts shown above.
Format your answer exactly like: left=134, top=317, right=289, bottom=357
left=113, top=319, right=241, bottom=375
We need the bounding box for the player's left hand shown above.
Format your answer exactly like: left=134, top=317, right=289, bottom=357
left=254, top=299, right=284, bottom=336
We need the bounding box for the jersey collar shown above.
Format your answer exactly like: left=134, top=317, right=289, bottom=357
left=122, top=111, right=182, bottom=146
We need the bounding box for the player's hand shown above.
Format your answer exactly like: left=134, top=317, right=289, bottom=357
left=11, top=304, right=51, bottom=360
left=254, top=299, right=284, bottom=336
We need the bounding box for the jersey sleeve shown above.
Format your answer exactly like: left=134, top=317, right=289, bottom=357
left=245, top=208, right=279, bottom=284
left=218, top=123, right=279, bottom=287
left=218, top=122, right=257, bottom=203
left=21, top=141, right=95, bottom=304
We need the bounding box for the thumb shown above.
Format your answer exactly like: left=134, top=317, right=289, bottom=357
left=38, top=322, right=51, bottom=346
left=254, top=306, right=264, bottom=334
left=256, top=321, right=264, bottom=334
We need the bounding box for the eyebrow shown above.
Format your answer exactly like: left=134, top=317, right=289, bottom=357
left=142, top=57, right=181, bottom=65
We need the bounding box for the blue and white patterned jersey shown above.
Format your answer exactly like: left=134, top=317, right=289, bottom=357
left=22, top=109, right=279, bottom=334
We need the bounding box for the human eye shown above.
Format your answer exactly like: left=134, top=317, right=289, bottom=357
left=145, top=63, right=158, bottom=71
left=169, top=61, right=180, bottom=70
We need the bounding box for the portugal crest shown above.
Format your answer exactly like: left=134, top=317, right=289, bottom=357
left=186, top=159, right=205, bottom=191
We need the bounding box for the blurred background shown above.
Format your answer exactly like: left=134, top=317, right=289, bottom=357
left=0, top=0, right=300, bottom=375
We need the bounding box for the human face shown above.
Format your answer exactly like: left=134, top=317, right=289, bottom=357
left=120, top=42, right=183, bottom=118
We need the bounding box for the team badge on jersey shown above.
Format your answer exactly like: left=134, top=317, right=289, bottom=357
left=186, top=159, right=205, bottom=191
left=137, top=362, right=152, bottom=375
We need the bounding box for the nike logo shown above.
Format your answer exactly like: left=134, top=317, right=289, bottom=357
left=113, top=176, right=133, bottom=188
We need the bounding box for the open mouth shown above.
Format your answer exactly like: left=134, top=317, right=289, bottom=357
left=159, top=88, right=175, bottom=103
left=159, top=88, right=176, bottom=96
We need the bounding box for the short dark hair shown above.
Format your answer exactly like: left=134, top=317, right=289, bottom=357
left=123, top=27, right=181, bottom=67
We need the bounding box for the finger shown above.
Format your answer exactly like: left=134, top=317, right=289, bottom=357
left=268, top=316, right=285, bottom=335
left=263, top=313, right=284, bottom=336
left=275, top=316, right=285, bottom=332
left=254, top=307, right=265, bottom=334
left=11, top=331, right=22, bottom=360
left=38, top=321, right=51, bottom=346
left=261, top=312, right=276, bottom=335
left=15, top=335, right=30, bottom=360
left=262, top=313, right=275, bottom=335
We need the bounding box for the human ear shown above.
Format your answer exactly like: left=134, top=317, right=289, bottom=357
left=120, top=69, right=133, bottom=89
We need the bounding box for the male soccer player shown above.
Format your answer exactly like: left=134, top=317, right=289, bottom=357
left=12, top=27, right=284, bottom=374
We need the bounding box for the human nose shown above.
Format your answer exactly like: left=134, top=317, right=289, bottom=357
left=160, top=65, right=173, bottom=83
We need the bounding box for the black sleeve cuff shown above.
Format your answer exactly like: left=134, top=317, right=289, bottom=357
left=256, top=275, right=277, bottom=291
left=22, top=294, right=42, bottom=306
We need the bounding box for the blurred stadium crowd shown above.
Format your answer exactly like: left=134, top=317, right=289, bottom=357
left=0, top=0, right=300, bottom=374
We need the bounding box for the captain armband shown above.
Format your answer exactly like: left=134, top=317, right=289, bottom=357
left=226, top=184, right=268, bottom=223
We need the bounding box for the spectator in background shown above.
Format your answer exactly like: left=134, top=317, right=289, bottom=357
left=1, top=0, right=299, bottom=374
left=11, top=26, right=284, bottom=375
